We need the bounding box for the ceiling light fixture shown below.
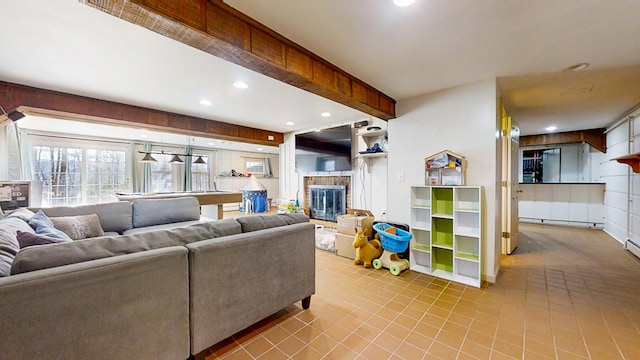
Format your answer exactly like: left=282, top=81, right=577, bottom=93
left=320, top=112, right=331, bottom=117
left=564, top=63, right=589, bottom=72
left=199, top=99, right=213, bottom=106
left=257, top=147, right=263, bottom=152
left=393, top=0, right=415, bottom=7
left=545, top=126, right=558, bottom=132
left=286, top=121, right=295, bottom=126
left=194, top=156, right=206, bottom=164
left=169, top=154, right=183, bottom=164
left=233, top=81, right=249, bottom=89
left=139, top=152, right=157, bottom=163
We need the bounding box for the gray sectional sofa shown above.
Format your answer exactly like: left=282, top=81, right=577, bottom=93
left=0, top=197, right=316, bottom=360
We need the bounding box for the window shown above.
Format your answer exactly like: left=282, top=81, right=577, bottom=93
left=191, top=156, right=209, bottom=191
left=31, top=136, right=130, bottom=206
left=149, top=153, right=174, bottom=192
left=86, top=149, right=127, bottom=203
left=245, top=157, right=265, bottom=175
left=33, top=146, right=83, bottom=206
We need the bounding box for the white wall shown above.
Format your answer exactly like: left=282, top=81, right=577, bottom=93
left=388, top=78, right=502, bottom=282
left=602, top=110, right=640, bottom=246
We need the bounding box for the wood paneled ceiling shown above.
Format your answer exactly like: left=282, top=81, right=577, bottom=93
left=83, top=0, right=396, bottom=122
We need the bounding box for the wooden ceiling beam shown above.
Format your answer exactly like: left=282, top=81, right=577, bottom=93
left=520, top=128, right=606, bottom=153
left=82, top=0, right=396, bottom=120
left=0, top=81, right=283, bottom=146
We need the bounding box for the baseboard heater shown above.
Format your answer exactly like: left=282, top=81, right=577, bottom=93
left=625, top=239, right=640, bottom=259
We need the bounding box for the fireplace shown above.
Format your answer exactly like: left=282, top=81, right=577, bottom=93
left=308, top=185, right=346, bottom=222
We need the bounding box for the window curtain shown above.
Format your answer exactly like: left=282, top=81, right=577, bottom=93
left=128, top=141, right=139, bottom=192
left=264, top=156, right=273, bottom=178
left=19, top=130, right=33, bottom=180
left=183, top=145, right=192, bottom=191
left=140, top=142, right=153, bottom=193
left=4, top=123, right=30, bottom=180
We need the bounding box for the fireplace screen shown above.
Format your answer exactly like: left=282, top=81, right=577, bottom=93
left=309, top=185, right=346, bottom=222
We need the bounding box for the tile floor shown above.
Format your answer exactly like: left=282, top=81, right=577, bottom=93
left=203, top=218, right=640, bottom=359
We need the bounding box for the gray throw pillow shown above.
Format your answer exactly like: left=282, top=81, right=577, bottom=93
left=50, top=214, right=105, bottom=240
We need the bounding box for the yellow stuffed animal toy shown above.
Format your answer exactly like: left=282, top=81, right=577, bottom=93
left=352, top=220, right=383, bottom=268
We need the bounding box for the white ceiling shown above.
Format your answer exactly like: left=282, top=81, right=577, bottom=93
left=1, top=0, right=640, bottom=147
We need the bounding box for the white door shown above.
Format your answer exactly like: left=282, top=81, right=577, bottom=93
left=502, top=114, right=520, bottom=254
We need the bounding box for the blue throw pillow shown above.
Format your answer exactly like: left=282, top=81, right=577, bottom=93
left=27, top=210, right=72, bottom=241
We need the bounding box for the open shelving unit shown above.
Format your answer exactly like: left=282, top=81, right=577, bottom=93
left=409, top=185, right=483, bottom=287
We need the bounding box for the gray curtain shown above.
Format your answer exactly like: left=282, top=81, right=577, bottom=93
left=183, top=146, right=192, bottom=191
left=5, top=123, right=23, bottom=180
left=140, top=142, right=153, bottom=193
left=129, top=142, right=139, bottom=192
left=18, top=129, right=33, bottom=180
left=264, top=157, right=272, bottom=178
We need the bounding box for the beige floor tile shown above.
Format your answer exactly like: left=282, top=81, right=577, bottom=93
left=197, top=220, right=640, bottom=360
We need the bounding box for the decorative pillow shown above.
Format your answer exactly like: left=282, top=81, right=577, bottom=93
left=6, top=208, right=35, bottom=222
left=0, top=217, right=35, bottom=276
left=27, top=210, right=72, bottom=241
left=50, top=214, right=105, bottom=240
left=16, top=230, right=71, bottom=248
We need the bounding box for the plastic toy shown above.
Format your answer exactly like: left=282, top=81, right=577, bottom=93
left=352, top=227, right=383, bottom=268
left=372, top=223, right=412, bottom=275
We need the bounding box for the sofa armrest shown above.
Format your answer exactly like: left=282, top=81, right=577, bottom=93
left=187, top=222, right=316, bottom=354
left=0, top=247, right=190, bottom=360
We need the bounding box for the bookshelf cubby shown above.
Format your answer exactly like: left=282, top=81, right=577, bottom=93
left=409, top=185, right=482, bottom=287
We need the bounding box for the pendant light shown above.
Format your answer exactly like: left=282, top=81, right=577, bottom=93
left=140, top=152, right=157, bottom=163
left=169, top=154, right=183, bottom=164
left=194, top=155, right=206, bottom=164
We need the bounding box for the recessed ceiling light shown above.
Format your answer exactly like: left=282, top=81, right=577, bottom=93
left=320, top=112, right=331, bottom=117
left=257, top=147, right=263, bottom=151
left=208, top=142, right=214, bottom=146
left=286, top=121, right=295, bottom=126
left=564, top=63, right=589, bottom=72
left=233, top=81, right=249, bottom=89
left=199, top=99, right=213, bottom=106
left=545, top=126, right=558, bottom=132
left=140, top=134, right=148, bottom=138
left=393, top=0, right=415, bottom=7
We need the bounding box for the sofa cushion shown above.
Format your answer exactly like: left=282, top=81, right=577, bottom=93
left=0, top=217, right=35, bottom=276
left=11, top=218, right=241, bottom=274
left=27, top=210, right=72, bottom=241
left=236, top=214, right=310, bottom=233
left=123, top=220, right=204, bottom=235
left=16, top=230, right=72, bottom=248
left=50, top=214, right=105, bottom=240
left=131, top=197, right=201, bottom=228
left=32, top=201, right=133, bottom=234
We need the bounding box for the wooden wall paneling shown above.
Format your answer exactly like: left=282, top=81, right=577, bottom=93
left=520, top=128, right=606, bottom=153
left=286, top=47, right=313, bottom=79
left=132, top=0, right=206, bottom=31
left=312, top=60, right=336, bottom=91
left=0, top=81, right=283, bottom=146
left=352, top=81, right=368, bottom=104
left=205, top=5, right=250, bottom=50
left=335, top=71, right=352, bottom=97
left=83, top=0, right=397, bottom=120
left=250, top=27, right=286, bottom=67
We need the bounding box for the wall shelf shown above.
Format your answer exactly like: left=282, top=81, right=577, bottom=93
left=612, top=152, right=640, bottom=173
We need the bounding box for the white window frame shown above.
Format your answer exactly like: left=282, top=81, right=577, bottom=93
left=29, top=134, right=131, bottom=205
